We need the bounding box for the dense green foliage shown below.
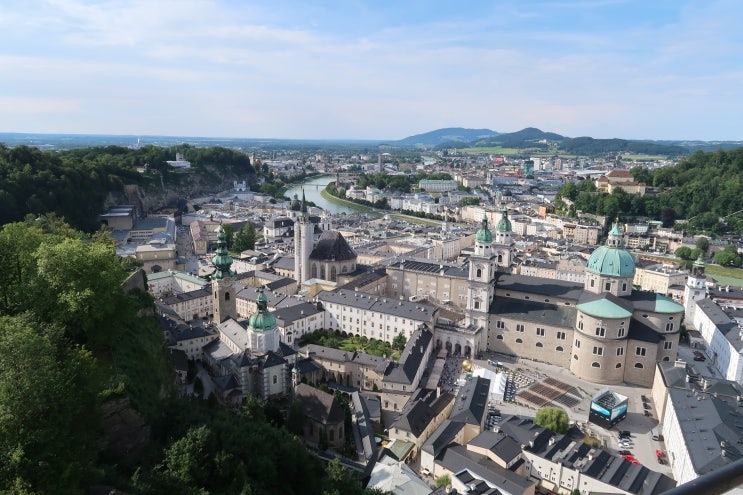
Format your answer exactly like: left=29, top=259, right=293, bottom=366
left=0, top=217, right=172, bottom=492
left=559, top=137, right=686, bottom=156
left=0, top=144, right=254, bottom=232
left=0, top=218, right=382, bottom=494
left=555, top=148, right=743, bottom=235
left=232, top=222, right=258, bottom=252
left=534, top=406, right=569, bottom=434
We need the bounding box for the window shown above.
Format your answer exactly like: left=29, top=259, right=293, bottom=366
left=272, top=375, right=278, bottom=384
left=592, top=362, right=601, bottom=368
left=536, top=342, right=543, bottom=347
left=496, top=321, right=505, bottom=329
left=516, top=338, right=523, bottom=344
left=634, top=363, right=644, bottom=369
left=595, top=327, right=606, bottom=337
left=635, top=347, right=646, bottom=356
left=616, top=363, right=622, bottom=368
left=605, top=282, right=611, bottom=291
left=476, top=268, right=482, bottom=278
left=474, top=301, right=480, bottom=310
left=557, top=331, right=566, bottom=340
left=536, top=327, right=545, bottom=336
left=573, top=354, right=578, bottom=360
left=622, top=282, right=627, bottom=291
left=496, top=335, right=504, bottom=340
left=664, top=341, right=673, bottom=350
left=590, top=279, right=595, bottom=287
left=516, top=324, right=525, bottom=332
left=617, top=347, right=624, bottom=356
left=575, top=339, right=581, bottom=348
left=665, top=322, right=674, bottom=332
left=593, top=346, right=603, bottom=356
left=556, top=346, right=564, bottom=352
left=618, top=327, right=625, bottom=338
left=578, top=321, right=584, bottom=330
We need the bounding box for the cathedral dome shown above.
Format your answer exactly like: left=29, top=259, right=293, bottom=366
left=475, top=215, right=493, bottom=243
left=496, top=207, right=511, bottom=232
left=586, top=223, right=635, bottom=277
left=248, top=288, right=277, bottom=332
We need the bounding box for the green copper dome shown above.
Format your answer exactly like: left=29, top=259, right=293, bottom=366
left=211, top=225, right=234, bottom=280
left=586, top=222, right=635, bottom=277
left=496, top=207, right=511, bottom=232
left=248, top=287, right=277, bottom=332
left=476, top=214, right=493, bottom=243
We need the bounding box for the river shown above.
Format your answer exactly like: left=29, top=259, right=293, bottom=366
left=284, top=175, right=361, bottom=214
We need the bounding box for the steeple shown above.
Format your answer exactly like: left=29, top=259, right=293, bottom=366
left=211, top=224, right=234, bottom=279
left=475, top=214, right=493, bottom=243
left=606, top=219, right=624, bottom=248
left=300, top=189, right=308, bottom=214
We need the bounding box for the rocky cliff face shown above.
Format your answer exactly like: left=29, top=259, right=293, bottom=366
left=104, top=166, right=250, bottom=215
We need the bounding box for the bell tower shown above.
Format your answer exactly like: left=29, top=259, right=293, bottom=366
left=211, top=224, right=236, bottom=323
left=684, top=255, right=707, bottom=324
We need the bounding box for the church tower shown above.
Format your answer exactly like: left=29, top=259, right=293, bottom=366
left=494, top=207, right=513, bottom=270
left=320, top=209, right=332, bottom=232
left=211, top=225, right=236, bottom=323
left=684, top=254, right=707, bottom=323
left=294, top=190, right=314, bottom=285
left=466, top=214, right=497, bottom=330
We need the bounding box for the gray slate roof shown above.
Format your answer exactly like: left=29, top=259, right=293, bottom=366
left=383, top=327, right=434, bottom=385
left=317, top=289, right=437, bottom=321
left=490, top=298, right=576, bottom=328
left=309, top=230, right=357, bottom=261
left=495, top=272, right=584, bottom=301
left=696, top=299, right=742, bottom=351
left=449, top=376, right=490, bottom=426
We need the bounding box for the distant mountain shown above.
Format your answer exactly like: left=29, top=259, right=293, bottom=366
left=393, top=127, right=500, bottom=147
left=433, top=127, right=690, bottom=156
left=484, top=127, right=565, bottom=144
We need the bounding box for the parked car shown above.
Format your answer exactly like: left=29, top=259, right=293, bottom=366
left=619, top=450, right=632, bottom=456
left=618, top=430, right=631, bottom=438
left=693, top=351, right=706, bottom=362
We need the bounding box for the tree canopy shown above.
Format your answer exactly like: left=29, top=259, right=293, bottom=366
left=534, top=406, right=569, bottom=434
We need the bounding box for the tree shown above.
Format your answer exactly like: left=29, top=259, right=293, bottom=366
left=696, top=237, right=710, bottom=253
left=392, top=332, right=407, bottom=352
left=435, top=474, right=452, bottom=489
left=221, top=223, right=234, bottom=250
left=0, top=315, right=100, bottom=493
left=675, top=246, right=692, bottom=260
left=714, top=245, right=743, bottom=267
left=534, top=406, right=569, bottom=434
left=233, top=222, right=257, bottom=252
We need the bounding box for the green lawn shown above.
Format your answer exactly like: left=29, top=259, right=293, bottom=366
left=299, top=330, right=401, bottom=361
left=704, top=265, right=743, bottom=287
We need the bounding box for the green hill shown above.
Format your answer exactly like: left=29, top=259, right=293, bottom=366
left=394, top=127, right=500, bottom=147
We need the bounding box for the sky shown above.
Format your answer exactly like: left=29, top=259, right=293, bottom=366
left=1, top=0, right=742, bottom=141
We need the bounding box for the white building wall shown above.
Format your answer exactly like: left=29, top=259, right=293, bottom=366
left=662, top=395, right=696, bottom=485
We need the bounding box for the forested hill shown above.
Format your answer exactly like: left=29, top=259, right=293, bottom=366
left=456, top=127, right=688, bottom=156
left=556, top=148, right=743, bottom=235
left=559, top=136, right=687, bottom=155
left=0, top=144, right=255, bottom=231
left=393, top=127, right=500, bottom=146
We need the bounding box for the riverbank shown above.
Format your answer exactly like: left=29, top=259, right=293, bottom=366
left=319, top=188, right=381, bottom=216
left=321, top=187, right=444, bottom=226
